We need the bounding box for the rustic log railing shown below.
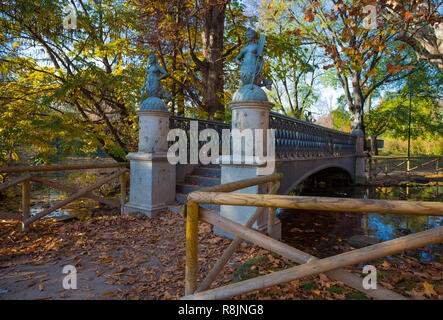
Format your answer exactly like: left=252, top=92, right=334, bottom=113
left=269, top=112, right=356, bottom=159
left=182, top=173, right=443, bottom=300
left=368, top=156, right=442, bottom=181
left=0, top=163, right=129, bottom=231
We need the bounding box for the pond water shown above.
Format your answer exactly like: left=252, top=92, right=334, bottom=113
left=2, top=156, right=119, bottom=220
left=279, top=182, right=442, bottom=263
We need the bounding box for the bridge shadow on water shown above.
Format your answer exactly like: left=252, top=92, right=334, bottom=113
left=278, top=171, right=443, bottom=263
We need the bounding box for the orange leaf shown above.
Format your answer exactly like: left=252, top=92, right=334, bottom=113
left=101, top=257, right=113, bottom=263
left=403, top=11, right=414, bottom=20
left=305, top=11, right=314, bottom=22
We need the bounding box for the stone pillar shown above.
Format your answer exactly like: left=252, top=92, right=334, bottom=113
left=216, top=98, right=281, bottom=239
left=124, top=109, right=176, bottom=217
left=353, top=129, right=367, bottom=184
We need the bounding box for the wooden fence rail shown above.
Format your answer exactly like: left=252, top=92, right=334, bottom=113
left=0, top=163, right=129, bottom=231
left=183, top=173, right=443, bottom=300
left=368, top=156, right=442, bottom=181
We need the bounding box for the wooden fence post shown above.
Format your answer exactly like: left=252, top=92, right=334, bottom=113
left=267, top=182, right=276, bottom=237
left=185, top=201, right=199, bottom=295
left=21, top=179, right=30, bottom=232
left=120, top=172, right=127, bottom=215
left=196, top=181, right=281, bottom=293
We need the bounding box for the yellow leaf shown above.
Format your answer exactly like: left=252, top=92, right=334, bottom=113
left=38, top=284, right=44, bottom=291
left=312, top=289, right=321, bottom=295
left=423, top=282, right=436, bottom=296
left=382, top=261, right=390, bottom=268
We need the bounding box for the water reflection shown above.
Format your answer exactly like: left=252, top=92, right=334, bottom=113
left=282, top=183, right=442, bottom=262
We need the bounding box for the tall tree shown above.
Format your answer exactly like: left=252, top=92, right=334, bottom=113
left=0, top=0, right=142, bottom=163
left=265, top=29, right=321, bottom=119
left=137, top=0, right=245, bottom=119
left=379, top=0, right=443, bottom=71
left=260, top=0, right=416, bottom=137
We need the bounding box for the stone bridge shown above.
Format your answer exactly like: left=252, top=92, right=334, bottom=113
left=124, top=100, right=366, bottom=239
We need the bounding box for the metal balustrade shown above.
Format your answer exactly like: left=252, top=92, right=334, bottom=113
left=169, top=112, right=357, bottom=161
left=269, top=111, right=356, bottom=159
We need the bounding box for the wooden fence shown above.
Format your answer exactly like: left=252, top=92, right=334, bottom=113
left=182, top=173, right=443, bottom=300
left=0, top=163, right=129, bottom=232
left=368, top=156, right=442, bottom=181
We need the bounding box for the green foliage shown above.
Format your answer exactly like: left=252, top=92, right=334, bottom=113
left=301, top=283, right=318, bottom=290
left=345, top=292, right=368, bottom=300
left=0, top=0, right=143, bottom=164
left=382, top=137, right=443, bottom=156
left=0, top=0, right=441, bottom=165
left=330, top=102, right=351, bottom=131
left=326, top=285, right=344, bottom=294
left=232, top=255, right=269, bottom=282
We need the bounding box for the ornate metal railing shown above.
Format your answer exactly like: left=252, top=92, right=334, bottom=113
left=168, top=112, right=356, bottom=162
left=269, top=111, right=356, bottom=159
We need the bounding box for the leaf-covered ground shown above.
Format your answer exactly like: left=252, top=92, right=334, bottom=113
left=0, top=212, right=441, bottom=300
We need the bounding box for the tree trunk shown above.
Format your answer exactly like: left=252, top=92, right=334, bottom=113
left=370, top=135, right=379, bottom=156
left=349, top=71, right=365, bottom=135
left=200, top=0, right=226, bottom=119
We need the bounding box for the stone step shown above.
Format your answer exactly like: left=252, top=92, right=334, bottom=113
left=198, top=163, right=220, bottom=168
left=175, top=193, right=220, bottom=211
left=192, top=167, right=221, bottom=177
left=176, top=183, right=204, bottom=194
left=185, top=175, right=220, bottom=186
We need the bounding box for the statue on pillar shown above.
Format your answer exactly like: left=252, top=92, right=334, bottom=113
left=139, top=53, right=171, bottom=111
left=233, top=28, right=272, bottom=102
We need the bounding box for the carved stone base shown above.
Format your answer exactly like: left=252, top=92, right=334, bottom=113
left=124, top=152, right=175, bottom=218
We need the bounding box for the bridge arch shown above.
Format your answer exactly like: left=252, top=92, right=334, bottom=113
left=276, top=157, right=356, bottom=195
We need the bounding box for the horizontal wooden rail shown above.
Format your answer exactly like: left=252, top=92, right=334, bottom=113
left=194, top=208, right=407, bottom=300
left=188, top=192, right=443, bottom=216
left=0, top=162, right=129, bottom=174
left=195, top=173, right=283, bottom=194
left=183, top=224, right=443, bottom=300
left=0, top=174, right=31, bottom=192
left=369, top=156, right=443, bottom=160
left=29, top=176, right=120, bottom=208
left=0, top=211, right=20, bottom=220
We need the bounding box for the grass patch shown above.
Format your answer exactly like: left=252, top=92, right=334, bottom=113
left=345, top=292, right=368, bottom=300
left=301, top=283, right=318, bottom=290
left=232, top=255, right=269, bottom=282
left=326, top=285, right=344, bottom=294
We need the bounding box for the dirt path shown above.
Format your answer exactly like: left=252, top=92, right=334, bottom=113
left=1, top=212, right=441, bottom=300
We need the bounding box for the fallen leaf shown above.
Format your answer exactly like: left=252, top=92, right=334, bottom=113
left=101, top=291, right=119, bottom=298
left=423, top=282, right=436, bottom=296
left=101, top=257, right=113, bottom=263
